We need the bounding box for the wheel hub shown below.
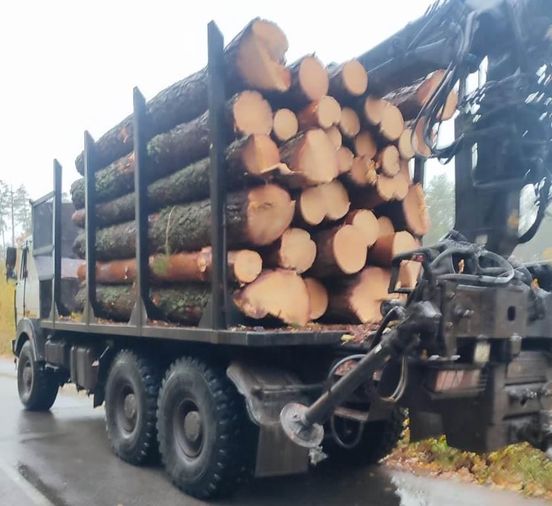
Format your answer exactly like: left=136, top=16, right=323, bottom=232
left=174, top=400, right=204, bottom=459
left=123, top=393, right=137, bottom=421
left=183, top=411, right=202, bottom=443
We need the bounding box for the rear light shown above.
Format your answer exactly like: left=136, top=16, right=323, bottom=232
left=430, top=369, right=481, bottom=392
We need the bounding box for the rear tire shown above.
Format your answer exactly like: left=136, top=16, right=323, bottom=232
left=104, top=350, right=161, bottom=465
left=17, top=341, right=58, bottom=411
left=157, top=357, right=250, bottom=499
left=325, top=407, right=406, bottom=466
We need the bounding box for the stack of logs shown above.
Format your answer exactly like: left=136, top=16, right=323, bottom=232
left=71, top=18, right=452, bottom=328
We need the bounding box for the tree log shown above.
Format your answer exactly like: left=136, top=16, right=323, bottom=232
left=295, top=180, right=350, bottom=226
left=343, top=156, right=378, bottom=188
left=310, top=225, right=367, bottom=277
left=410, top=118, right=433, bottom=158
left=325, top=126, right=343, bottom=149
left=304, top=278, right=328, bottom=320
left=336, top=146, right=354, bottom=175
left=397, top=128, right=415, bottom=160
left=377, top=145, right=401, bottom=177
left=377, top=216, right=395, bottom=237
left=74, top=19, right=290, bottom=173
left=73, top=184, right=294, bottom=261
left=72, top=135, right=284, bottom=227
left=350, top=174, right=397, bottom=209
left=233, top=269, right=310, bottom=325
left=344, top=209, right=379, bottom=248
left=297, top=96, right=341, bottom=130
left=71, top=91, right=273, bottom=208
left=75, top=284, right=210, bottom=324
left=368, top=230, right=417, bottom=266
left=328, top=60, right=368, bottom=101
left=353, top=131, right=377, bottom=158
left=328, top=267, right=394, bottom=323
left=263, top=228, right=316, bottom=273
left=359, top=97, right=404, bottom=142
left=76, top=248, right=262, bottom=285
left=272, top=108, right=298, bottom=143
left=279, top=129, right=338, bottom=186
left=338, top=107, right=361, bottom=138
left=377, top=183, right=430, bottom=237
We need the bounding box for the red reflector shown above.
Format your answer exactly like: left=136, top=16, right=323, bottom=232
left=433, top=369, right=480, bottom=392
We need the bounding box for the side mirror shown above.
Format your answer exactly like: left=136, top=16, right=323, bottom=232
left=5, top=246, right=17, bottom=281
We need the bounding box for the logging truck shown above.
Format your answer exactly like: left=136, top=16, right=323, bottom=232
left=6, top=0, right=552, bottom=500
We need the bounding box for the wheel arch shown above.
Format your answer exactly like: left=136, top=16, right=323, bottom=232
left=14, top=318, right=46, bottom=361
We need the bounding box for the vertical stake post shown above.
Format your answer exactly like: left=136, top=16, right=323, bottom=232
left=50, top=159, right=65, bottom=321
left=206, top=21, right=228, bottom=330
left=83, top=131, right=97, bottom=324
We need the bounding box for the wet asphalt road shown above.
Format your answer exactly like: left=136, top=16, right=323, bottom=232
left=0, top=358, right=549, bottom=506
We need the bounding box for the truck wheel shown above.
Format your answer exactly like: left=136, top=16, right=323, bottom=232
left=325, top=407, right=406, bottom=466
left=17, top=340, right=58, bottom=411
left=157, top=357, right=250, bottom=499
left=105, top=350, right=160, bottom=465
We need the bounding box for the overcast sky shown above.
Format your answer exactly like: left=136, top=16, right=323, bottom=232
left=0, top=0, right=436, bottom=199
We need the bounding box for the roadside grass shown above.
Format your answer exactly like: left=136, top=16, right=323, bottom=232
left=0, top=267, right=15, bottom=356
left=387, top=431, right=552, bottom=499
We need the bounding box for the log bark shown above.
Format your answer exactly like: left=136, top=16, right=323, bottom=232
left=72, top=135, right=284, bottom=227
left=344, top=209, right=379, bottom=248
left=295, top=180, right=350, bottom=226
left=233, top=269, right=310, bottom=325
left=272, top=108, right=298, bottom=143
left=297, top=96, right=341, bottom=130
left=310, top=225, right=367, bottom=277
left=328, top=267, right=394, bottom=323
left=279, top=129, right=338, bottom=186
left=377, top=183, right=430, bottom=237
left=304, top=278, right=328, bottom=320
left=338, top=107, right=361, bottom=138
left=73, top=184, right=294, bottom=261
left=263, top=228, right=316, bottom=273
left=74, top=19, right=290, bottom=173
left=368, top=231, right=417, bottom=266
left=71, top=91, right=274, bottom=208
left=76, top=248, right=262, bottom=285
left=328, top=60, right=368, bottom=101
left=336, top=146, right=354, bottom=175
left=75, top=284, right=210, bottom=324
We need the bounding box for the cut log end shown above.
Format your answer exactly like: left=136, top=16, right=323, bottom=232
left=344, top=209, right=379, bottom=247
left=325, top=125, right=343, bottom=149
left=412, top=118, right=433, bottom=158
left=298, top=96, right=341, bottom=130
left=336, top=146, right=354, bottom=175
left=341, top=60, right=368, bottom=96
left=338, top=107, right=361, bottom=138
left=363, top=97, right=384, bottom=126
left=272, top=108, right=298, bottom=143
left=377, top=216, right=395, bottom=238
left=232, top=90, right=273, bottom=135
left=233, top=269, right=310, bottom=325
left=378, top=145, right=401, bottom=177
left=369, top=231, right=417, bottom=266
left=398, top=128, right=415, bottom=160
left=347, top=156, right=378, bottom=187
left=353, top=131, right=377, bottom=159
left=239, top=134, right=282, bottom=175
left=379, top=102, right=405, bottom=142
left=268, top=228, right=316, bottom=273
left=228, top=250, right=263, bottom=283
left=298, top=56, right=329, bottom=102
left=237, top=19, right=291, bottom=92
left=304, top=278, right=329, bottom=320
left=402, top=183, right=430, bottom=236
left=297, top=180, right=350, bottom=225
left=245, top=184, right=295, bottom=246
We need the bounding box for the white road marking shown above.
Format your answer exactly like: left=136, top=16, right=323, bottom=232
left=0, top=460, right=55, bottom=506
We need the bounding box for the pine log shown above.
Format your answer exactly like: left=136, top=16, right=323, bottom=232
left=325, top=126, right=343, bottom=149
left=279, top=129, right=338, bottom=186
left=75, top=284, right=210, bottom=324
left=76, top=248, right=262, bottom=285
left=338, top=107, right=361, bottom=138
left=399, top=260, right=422, bottom=289
left=350, top=174, right=397, bottom=209
left=377, top=216, right=395, bottom=237
left=378, top=183, right=430, bottom=237
left=272, top=109, right=298, bottom=143
left=359, top=97, right=404, bottom=142
left=295, top=180, right=350, bottom=226
left=343, top=156, right=378, bottom=188
left=310, top=225, right=367, bottom=277
left=328, top=266, right=394, bottom=323
left=336, top=146, right=354, bottom=175
left=297, top=96, right=341, bottom=130
left=71, top=135, right=284, bottom=227
left=233, top=269, right=310, bottom=325
left=368, top=230, right=417, bottom=266
left=74, top=19, right=290, bottom=173
left=328, top=60, right=368, bottom=101
left=304, top=278, right=328, bottom=320
left=271, top=55, right=328, bottom=109
left=71, top=91, right=273, bottom=208
left=263, top=228, right=316, bottom=273
left=344, top=209, right=379, bottom=248
left=377, top=145, right=401, bottom=177
left=398, top=128, right=415, bottom=160
left=73, top=184, right=294, bottom=261
left=410, top=118, right=433, bottom=158
left=353, top=131, right=377, bottom=158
